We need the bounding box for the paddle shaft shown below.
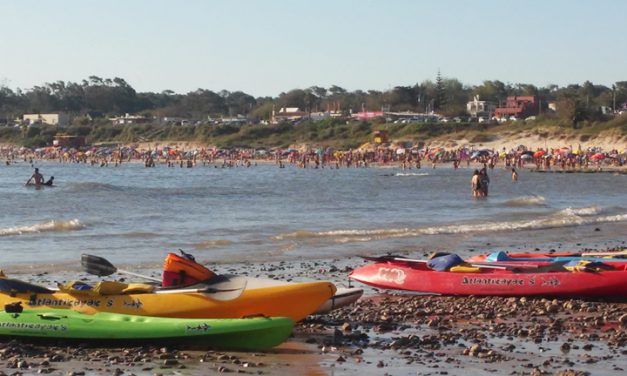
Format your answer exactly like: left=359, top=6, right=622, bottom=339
left=386, top=257, right=510, bottom=270
left=116, top=268, right=161, bottom=283
left=580, top=251, right=627, bottom=257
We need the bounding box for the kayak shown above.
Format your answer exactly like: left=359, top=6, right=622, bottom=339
left=349, top=259, right=627, bottom=297
left=0, top=279, right=336, bottom=321
left=467, top=250, right=627, bottom=264
left=314, top=287, right=364, bottom=314
left=0, top=308, right=293, bottom=350
left=242, top=277, right=363, bottom=315
left=157, top=252, right=362, bottom=314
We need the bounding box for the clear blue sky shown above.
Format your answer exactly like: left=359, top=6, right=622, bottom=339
left=1, top=0, right=625, bottom=97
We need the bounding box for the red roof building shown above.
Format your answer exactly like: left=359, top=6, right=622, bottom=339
left=494, top=96, right=540, bottom=119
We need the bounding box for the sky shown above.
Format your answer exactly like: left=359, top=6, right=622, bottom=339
left=1, top=0, right=626, bottom=97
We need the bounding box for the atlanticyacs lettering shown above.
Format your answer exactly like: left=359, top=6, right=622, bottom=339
left=185, top=323, right=211, bottom=333
left=28, top=297, right=102, bottom=308
left=461, top=277, right=525, bottom=286
left=0, top=321, right=68, bottom=332
left=122, top=299, right=143, bottom=309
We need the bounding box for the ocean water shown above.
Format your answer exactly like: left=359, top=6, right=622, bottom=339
left=1, top=160, right=626, bottom=272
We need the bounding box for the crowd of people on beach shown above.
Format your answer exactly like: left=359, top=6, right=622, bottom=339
left=2, top=143, right=626, bottom=195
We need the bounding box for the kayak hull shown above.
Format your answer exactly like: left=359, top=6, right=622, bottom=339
left=0, top=309, right=293, bottom=350
left=243, top=277, right=362, bottom=314
left=349, top=261, right=627, bottom=297
left=0, top=281, right=336, bottom=321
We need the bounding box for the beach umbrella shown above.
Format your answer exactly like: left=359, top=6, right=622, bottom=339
left=520, top=154, right=533, bottom=161
left=590, top=153, right=605, bottom=161
left=533, top=150, right=545, bottom=158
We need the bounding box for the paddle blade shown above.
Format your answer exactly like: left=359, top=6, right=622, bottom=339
left=81, top=254, right=117, bottom=276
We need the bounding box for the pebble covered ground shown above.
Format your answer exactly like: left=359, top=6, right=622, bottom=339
left=1, top=248, right=625, bottom=375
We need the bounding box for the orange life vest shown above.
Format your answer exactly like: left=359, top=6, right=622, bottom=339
left=162, top=252, right=215, bottom=287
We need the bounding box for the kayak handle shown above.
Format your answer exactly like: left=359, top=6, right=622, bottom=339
left=37, top=313, right=68, bottom=320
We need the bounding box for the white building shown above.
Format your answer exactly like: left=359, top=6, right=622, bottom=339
left=23, top=113, right=70, bottom=127
left=271, top=107, right=307, bottom=124
left=109, top=113, right=151, bottom=125
left=466, top=96, right=496, bottom=118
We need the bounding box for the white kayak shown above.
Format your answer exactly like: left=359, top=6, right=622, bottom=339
left=313, top=287, right=364, bottom=314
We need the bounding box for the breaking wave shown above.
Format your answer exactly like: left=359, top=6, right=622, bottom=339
left=0, top=219, right=85, bottom=237
left=394, top=172, right=430, bottom=177
left=272, top=207, right=627, bottom=244
left=503, top=196, right=546, bottom=206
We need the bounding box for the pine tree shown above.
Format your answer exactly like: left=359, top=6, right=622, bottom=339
left=435, top=70, right=446, bottom=112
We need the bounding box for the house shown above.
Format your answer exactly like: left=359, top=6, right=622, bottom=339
left=23, top=113, right=69, bottom=127
left=109, top=113, right=151, bottom=125
left=272, top=107, right=306, bottom=124
left=494, top=96, right=540, bottom=119
left=466, top=96, right=496, bottom=118
left=309, top=111, right=344, bottom=122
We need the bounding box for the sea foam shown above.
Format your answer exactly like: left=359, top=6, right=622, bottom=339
left=0, top=219, right=84, bottom=237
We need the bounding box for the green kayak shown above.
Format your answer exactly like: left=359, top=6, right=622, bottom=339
left=0, top=308, right=293, bottom=351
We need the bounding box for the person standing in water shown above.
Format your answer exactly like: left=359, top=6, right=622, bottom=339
left=26, top=168, right=44, bottom=186
left=511, top=168, right=518, bottom=182
left=479, top=165, right=490, bottom=197
left=471, top=170, right=481, bottom=197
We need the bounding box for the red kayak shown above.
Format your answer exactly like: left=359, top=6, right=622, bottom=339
left=349, top=258, right=627, bottom=297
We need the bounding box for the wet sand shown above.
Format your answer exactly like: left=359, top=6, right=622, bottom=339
left=2, top=249, right=626, bottom=375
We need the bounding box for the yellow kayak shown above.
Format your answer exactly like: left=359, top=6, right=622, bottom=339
left=0, top=281, right=336, bottom=322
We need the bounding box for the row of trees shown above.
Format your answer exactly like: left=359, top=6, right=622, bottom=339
left=1, top=75, right=626, bottom=123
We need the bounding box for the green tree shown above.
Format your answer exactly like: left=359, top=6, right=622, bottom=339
left=434, top=70, right=446, bottom=111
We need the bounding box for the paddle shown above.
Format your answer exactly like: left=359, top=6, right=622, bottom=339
left=360, top=255, right=568, bottom=272
left=156, top=275, right=248, bottom=301
left=360, top=255, right=510, bottom=270
left=81, top=254, right=162, bottom=282
left=80, top=254, right=248, bottom=301
left=580, top=250, right=627, bottom=257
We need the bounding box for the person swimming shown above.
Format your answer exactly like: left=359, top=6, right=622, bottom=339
left=43, top=176, right=54, bottom=186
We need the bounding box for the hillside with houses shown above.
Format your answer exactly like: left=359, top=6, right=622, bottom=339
left=1, top=75, right=626, bottom=148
